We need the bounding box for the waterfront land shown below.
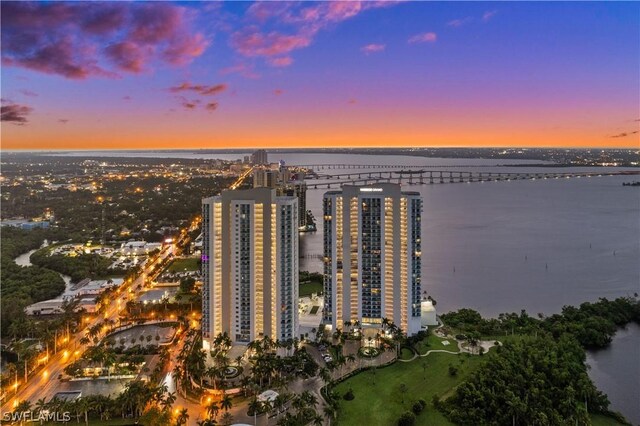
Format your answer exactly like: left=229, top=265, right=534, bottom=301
left=332, top=297, right=639, bottom=425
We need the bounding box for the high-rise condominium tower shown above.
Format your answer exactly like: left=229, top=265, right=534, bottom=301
left=322, top=183, right=422, bottom=335
left=201, top=188, right=299, bottom=350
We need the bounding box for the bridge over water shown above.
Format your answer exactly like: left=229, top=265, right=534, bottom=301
left=303, top=170, right=639, bottom=189
left=293, top=163, right=504, bottom=170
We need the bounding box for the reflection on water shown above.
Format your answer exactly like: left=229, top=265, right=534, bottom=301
left=587, top=323, right=640, bottom=425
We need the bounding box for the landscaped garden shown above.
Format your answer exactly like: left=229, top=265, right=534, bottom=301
left=414, top=333, right=458, bottom=355
left=167, top=256, right=200, bottom=273
left=334, top=351, right=484, bottom=425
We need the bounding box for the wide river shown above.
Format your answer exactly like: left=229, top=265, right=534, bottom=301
left=51, top=150, right=639, bottom=422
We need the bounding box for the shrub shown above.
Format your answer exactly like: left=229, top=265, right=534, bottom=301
left=398, top=411, right=416, bottom=426
left=432, top=395, right=441, bottom=409
left=448, top=364, right=458, bottom=376
left=343, top=389, right=355, bottom=401
left=412, top=401, right=423, bottom=415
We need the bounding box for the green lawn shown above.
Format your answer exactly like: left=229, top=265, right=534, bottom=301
left=299, top=280, right=323, bottom=297
left=167, top=256, right=200, bottom=272
left=415, top=333, right=459, bottom=355
left=334, top=352, right=485, bottom=426
left=400, top=347, right=415, bottom=360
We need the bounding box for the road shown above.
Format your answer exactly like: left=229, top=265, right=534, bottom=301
left=0, top=243, right=177, bottom=414
left=1, top=166, right=249, bottom=418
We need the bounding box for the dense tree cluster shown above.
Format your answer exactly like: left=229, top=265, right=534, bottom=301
left=0, top=227, right=65, bottom=337
left=440, top=297, right=640, bottom=349
left=30, top=249, right=126, bottom=283
left=441, top=335, right=610, bottom=425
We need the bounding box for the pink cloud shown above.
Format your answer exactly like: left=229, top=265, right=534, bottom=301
left=482, top=10, right=498, bottom=22
left=19, top=89, right=38, bottom=97
left=169, top=82, right=228, bottom=96
left=408, top=32, right=437, bottom=44
left=1, top=2, right=209, bottom=79
left=267, top=56, right=294, bottom=67
left=1, top=101, right=33, bottom=125
left=361, top=43, right=386, bottom=54
left=234, top=1, right=402, bottom=67
left=274, top=89, right=284, bottom=96
left=447, top=17, right=473, bottom=27
left=105, top=41, right=150, bottom=73
left=205, top=102, right=218, bottom=111
left=231, top=29, right=312, bottom=58
left=219, top=63, right=260, bottom=79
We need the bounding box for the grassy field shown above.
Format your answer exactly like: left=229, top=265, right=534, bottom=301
left=167, top=256, right=200, bottom=272
left=415, top=333, right=459, bottom=355
left=334, top=351, right=484, bottom=426
left=400, top=347, right=415, bottom=360
left=299, top=280, right=323, bottom=297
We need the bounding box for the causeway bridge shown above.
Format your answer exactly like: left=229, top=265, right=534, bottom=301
left=303, top=170, right=639, bottom=189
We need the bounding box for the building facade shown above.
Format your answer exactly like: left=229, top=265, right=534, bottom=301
left=322, top=183, right=422, bottom=335
left=202, top=188, right=299, bottom=349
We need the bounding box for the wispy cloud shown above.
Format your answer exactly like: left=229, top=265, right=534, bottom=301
left=267, top=56, right=294, bottom=67
left=482, top=10, right=498, bottom=22
left=219, top=63, right=260, bottom=79
left=19, top=89, right=38, bottom=97
left=169, top=82, right=228, bottom=96
left=58, top=118, right=69, bottom=124
left=408, top=32, right=437, bottom=44
left=1, top=2, right=209, bottom=79
left=231, top=1, right=400, bottom=67
left=361, top=43, right=386, bottom=54
left=1, top=101, right=32, bottom=124
left=447, top=17, right=473, bottom=27
left=205, top=102, right=218, bottom=111
left=274, top=89, right=284, bottom=96
left=610, top=131, right=639, bottom=138
left=230, top=29, right=311, bottom=61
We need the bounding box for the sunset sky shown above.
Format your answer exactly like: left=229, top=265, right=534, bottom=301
left=1, top=1, right=639, bottom=150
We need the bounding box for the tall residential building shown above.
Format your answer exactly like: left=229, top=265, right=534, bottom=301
left=253, top=169, right=279, bottom=189
left=283, top=180, right=308, bottom=228
left=201, top=188, right=299, bottom=350
left=251, top=149, right=268, bottom=165
left=322, top=183, right=422, bottom=335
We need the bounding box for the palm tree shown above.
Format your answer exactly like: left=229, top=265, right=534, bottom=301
left=324, top=404, right=336, bottom=426
left=35, top=398, right=47, bottom=425
left=219, top=411, right=233, bottom=426
left=161, top=392, right=176, bottom=411
left=206, top=401, right=219, bottom=420
left=312, top=414, right=323, bottom=426
left=248, top=398, right=261, bottom=425
left=176, top=408, right=189, bottom=426
left=220, top=393, right=233, bottom=412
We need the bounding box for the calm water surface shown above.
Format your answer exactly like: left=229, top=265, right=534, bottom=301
left=287, top=153, right=639, bottom=423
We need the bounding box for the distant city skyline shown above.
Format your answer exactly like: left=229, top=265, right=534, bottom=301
left=1, top=1, right=639, bottom=150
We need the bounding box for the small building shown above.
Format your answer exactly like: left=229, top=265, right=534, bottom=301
left=78, top=296, right=98, bottom=313
left=420, top=300, right=438, bottom=328
left=25, top=299, right=66, bottom=316
left=257, top=390, right=278, bottom=403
